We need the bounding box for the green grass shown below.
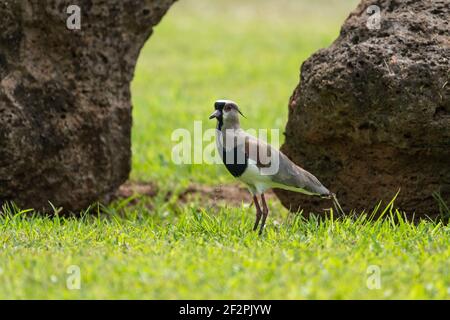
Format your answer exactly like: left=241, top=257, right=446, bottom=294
left=1, top=201, right=449, bottom=299
left=1, top=0, right=449, bottom=299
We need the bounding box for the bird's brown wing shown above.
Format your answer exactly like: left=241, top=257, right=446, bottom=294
left=242, top=132, right=330, bottom=196
left=274, top=152, right=330, bottom=195
left=244, top=135, right=273, bottom=168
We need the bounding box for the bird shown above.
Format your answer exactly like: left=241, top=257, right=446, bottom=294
left=209, top=99, right=343, bottom=235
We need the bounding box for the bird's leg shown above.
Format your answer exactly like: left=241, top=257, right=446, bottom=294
left=259, top=193, right=269, bottom=235
left=252, top=195, right=263, bottom=231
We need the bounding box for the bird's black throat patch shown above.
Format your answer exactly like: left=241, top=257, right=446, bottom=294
left=216, top=116, right=223, bottom=131
left=214, top=101, right=225, bottom=131
left=214, top=101, right=247, bottom=177
left=221, top=146, right=248, bottom=177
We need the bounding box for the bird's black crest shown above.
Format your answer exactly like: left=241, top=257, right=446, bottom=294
left=215, top=101, right=226, bottom=111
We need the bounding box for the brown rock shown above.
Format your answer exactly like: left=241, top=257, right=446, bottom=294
left=0, top=0, right=175, bottom=211
left=275, top=0, right=449, bottom=217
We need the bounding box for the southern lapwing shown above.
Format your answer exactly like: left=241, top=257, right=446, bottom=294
left=209, top=99, right=343, bottom=234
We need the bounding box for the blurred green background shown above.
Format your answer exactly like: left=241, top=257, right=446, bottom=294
left=131, top=0, right=359, bottom=189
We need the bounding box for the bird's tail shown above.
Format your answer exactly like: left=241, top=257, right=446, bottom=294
left=331, top=193, right=345, bottom=216
left=320, top=192, right=345, bottom=216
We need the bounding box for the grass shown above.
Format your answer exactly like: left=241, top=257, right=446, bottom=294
left=1, top=0, right=449, bottom=299
left=1, top=201, right=449, bottom=299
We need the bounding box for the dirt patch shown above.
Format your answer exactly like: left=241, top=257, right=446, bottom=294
left=116, top=181, right=275, bottom=208
left=117, top=182, right=159, bottom=199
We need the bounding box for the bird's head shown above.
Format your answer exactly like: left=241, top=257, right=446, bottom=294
left=209, top=100, right=245, bottom=129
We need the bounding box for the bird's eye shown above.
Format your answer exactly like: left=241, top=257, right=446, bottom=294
left=224, top=105, right=231, bottom=111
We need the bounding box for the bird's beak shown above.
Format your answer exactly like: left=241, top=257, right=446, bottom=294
left=209, top=109, right=221, bottom=120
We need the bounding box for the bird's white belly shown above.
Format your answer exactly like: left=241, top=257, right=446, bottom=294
left=238, top=160, right=274, bottom=195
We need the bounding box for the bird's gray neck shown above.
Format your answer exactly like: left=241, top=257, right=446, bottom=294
left=216, top=120, right=241, bottom=152
left=220, top=120, right=240, bottom=131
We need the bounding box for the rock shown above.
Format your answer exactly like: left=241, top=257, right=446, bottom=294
left=0, top=0, right=175, bottom=211
left=275, top=0, right=449, bottom=217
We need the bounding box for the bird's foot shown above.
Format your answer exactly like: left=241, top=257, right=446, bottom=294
left=258, top=226, right=265, bottom=236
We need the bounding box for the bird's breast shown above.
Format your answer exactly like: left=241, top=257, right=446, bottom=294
left=221, top=146, right=247, bottom=178
left=238, top=159, right=273, bottom=195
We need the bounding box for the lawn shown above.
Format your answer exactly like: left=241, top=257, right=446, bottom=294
left=1, top=0, right=449, bottom=299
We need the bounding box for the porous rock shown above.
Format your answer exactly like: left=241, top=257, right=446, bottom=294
left=275, top=0, right=449, bottom=216
left=0, top=0, right=175, bottom=211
